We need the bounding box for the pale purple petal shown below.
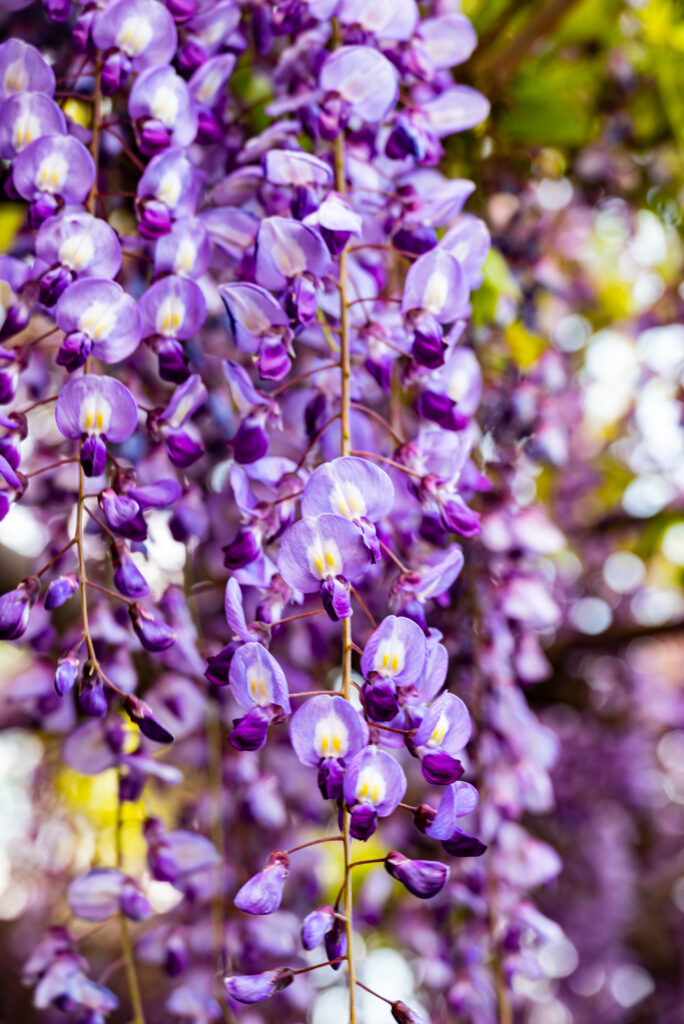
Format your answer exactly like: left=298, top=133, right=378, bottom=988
left=255, top=217, right=331, bottom=291
left=423, top=86, right=490, bottom=138
left=67, top=868, right=125, bottom=921
left=343, top=745, right=407, bottom=816
left=0, top=38, right=55, bottom=98
left=139, top=275, right=206, bottom=339
left=277, top=513, right=371, bottom=592
left=229, top=641, right=291, bottom=713
left=402, top=250, right=468, bottom=322
left=301, top=456, right=394, bottom=522
left=361, top=615, right=427, bottom=688
left=289, top=694, right=369, bottom=767
left=426, top=781, right=479, bottom=840
left=414, top=692, right=472, bottom=753
left=320, top=46, right=398, bottom=123
left=417, top=14, right=477, bottom=68
left=56, top=279, right=142, bottom=363
left=0, top=93, right=65, bottom=159
left=338, top=0, right=418, bottom=40
left=92, top=0, right=177, bottom=69
left=55, top=375, right=138, bottom=443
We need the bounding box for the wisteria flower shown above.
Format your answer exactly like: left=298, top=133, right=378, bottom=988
left=290, top=694, right=369, bottom=798
left=277, top=513, right=371, bottom=620
left=55, top=279, right=142, bottom=368
left=343, top=745, right=407, bottom=840
left=55, top=376, right=138, bottom=476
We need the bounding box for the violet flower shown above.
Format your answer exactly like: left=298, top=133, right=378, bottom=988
left=55, top=376, right=138, bottom=477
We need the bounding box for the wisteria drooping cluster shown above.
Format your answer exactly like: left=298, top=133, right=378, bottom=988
left=0, top=2, right=506, bottom=1021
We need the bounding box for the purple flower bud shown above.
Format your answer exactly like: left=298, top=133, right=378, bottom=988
left=349, top=804, right=378, bottom=840
left=385, top=851, right=449, bottom=899
left=234, top=850, right=290, bottom=915
left=80, top=434, right=107, bottom=477
left=39, top=264, right=73, bottom=306
left=411, top=315, right=446, bottom=368
left=392, top=1000, right=428, bottom=1024
left=420, top=750, right=464, bottom=785
left=79, top=677, right=108, bottom=718
left=441, top=829, right=487, bottom=858
left=56, top=331, right=93, bottom=373
left=223, top=527, right=261, bottom=570
left=318, top=758, right=344, bottom=800
left=301, top=905, right=335, bottom=950
left=156, top=338, right=190, bottom=383
left=54, top=653, right=79, bottom=696
left=138, top=198, right=173, bottom=238
left=165, top=430, right=203, bottom=469
left=99, top=489, right=140, bottom=530
left=125, top=695, right=174, bottom=744
left=204, top=642, right=239, bottom=685
left=67, top=868, right=125, bottom=921
left=0, top=576, right=38, bottom=640
left=228, top=706, right=270, bottom=751
left=164, top=933, right=190, bottom=976
left=119, top=879, right=152, bottom=921
left=320, top=575, right=352, bottom=621
left=224, top=967, right=294, bottom=1004
left=363, top=680, right=399, bottom=722
left=44, top=573, right=78, bottom=610
left=129, top=603, right=176, bottom=651
left=324, top=916, right=347, bottom=970
left=101, top=51, right=132, bottom=96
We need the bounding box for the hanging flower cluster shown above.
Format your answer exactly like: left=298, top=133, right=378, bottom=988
left=0, top=3, right=601, bottom=1023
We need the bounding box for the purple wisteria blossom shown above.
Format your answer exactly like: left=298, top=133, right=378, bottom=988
left=55, top=375, right=138, bottom=476
left=343, top=746, right=407, bottom=840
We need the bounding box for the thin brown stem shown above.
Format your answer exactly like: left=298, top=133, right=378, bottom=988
left=285, top=834, right=344, bottom=855
left=377, top=538, right=410, bottom=575
left=355, top=979, right=393, bottom=1005
left=349, top=402, right=405, bottom=445
left=295, top=413, right=341, bottom=470
left=350, top=586, right=377, bottom=628
left=350, top=450, right=422, bottom=480
left=270, top=361, right=340, bottom=397
left=36, top=538, right=77, bottom=578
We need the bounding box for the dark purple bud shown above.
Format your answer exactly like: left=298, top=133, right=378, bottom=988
left=285, top=277, right=317, bottom=324
left=228, top=706, right=270, bottom=751
left=165, top=430, right=203, bottom=468
left=29, top=193, right=61, bottom=228
left=223, top=527, right=260, bottom=570
left=44, top=0, right=71, bottom=21
left=148, top=844, right=178, bottom=883
left=80, top=434, right=107, bottom=478
left=420, top=751, right=464, bottom=786
left=225, top=967, right=294, bottom=1004
left=119, top=769, right=145, bottom=803
left=292, top=184, right=318, bottom=220
left=305, top=391, right=328, bottom=438
left=412, top=320, right=446, bottom=369
left=113, top=548, right=149, bottom=598
left=156, top=338, right=190, bottom=383
left=56, top=331, right=93, bottom=372
left=363, top=680, right=399, bottom=723
left=79, top=677, right=108, bottom=718
left=318, top=94, right=347, bottom=141
left=232, top=419, right=268, bottom=464
left=204, top=642, right=239, bottom=685
left=441, top=827, right=487, bottom=858
left=440, top=498, right=481, bottom=537
left=391, top=1000, right=428, bottom=1024
left=320, top=576, right=352, bottom=622
left=101, top=51, right=132, bottom=96
left=166, top=0, right=197, bottom=19
left=73, top=6, right=95, bottom=49
left=257, top=341, right=290, bottom=380
left=386, top=119, right=426, bottom=161
left=385, top=851, right=449, bottom=899
left=39, top=265, right=73, bottom=306
left=349, top=804, right=378, bottom=841
left=178, top=40, right=207, bottom=73
left=45, top=573, right=78, bottom=611
left=0, top=300, right=31, bottom=342
left=0, top=577, right=39, bottom=640
left=125, top=695, right=174, bottom=744
left=137, top=198, right=173, bottom=239
left=196, top=107, right=222, bottom=144
left=392, top=226, right=437, bottom=257
left=301, top=905, right=335, bottom=950
left=324, top=916, right=347, bottom=970
left=99, top=489, right=140, bottom=530
left=54, top=653, right=79, bottom=696
left=318, top=757, right=344, bottom=801
left=138, top=118, right=172, bottom=155
left=0, top=367, right=18, bottom=406
left=416, top=390, right=468, bottom=431
left=164, top=933, right=190, bottom=976
left=129, top=603, right=176, bottom=651
left=119, top=879, right=152, bottom=921
left=413, top=803, right=437, bottom=834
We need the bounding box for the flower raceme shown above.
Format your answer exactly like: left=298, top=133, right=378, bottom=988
left=0, top=5, right=498, bottom=1023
